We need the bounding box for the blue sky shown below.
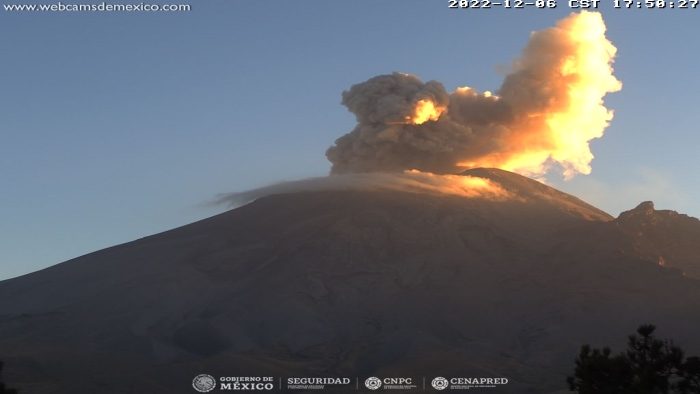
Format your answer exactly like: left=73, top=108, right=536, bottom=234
left=1, top=1, right=698, bottom=280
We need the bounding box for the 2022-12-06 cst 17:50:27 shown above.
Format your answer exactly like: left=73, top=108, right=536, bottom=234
left=613, top=0, right=698, bottom=7
left=449, top=0, right=698, bottom=7
left=448, top=0, right=557, bottom=8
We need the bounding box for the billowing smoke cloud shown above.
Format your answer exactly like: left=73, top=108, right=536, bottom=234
left=217, top=12, right=619, bottom=207
left=326, top=11, right=621, bottom=179
left=215, top=171, right=512, bottom=207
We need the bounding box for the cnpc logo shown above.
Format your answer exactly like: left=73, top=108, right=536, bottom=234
left=365, top=377, right=414, bottom=390
left=365, top=377, right=382, bottom=390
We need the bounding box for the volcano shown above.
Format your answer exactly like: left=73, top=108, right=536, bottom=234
left=2, top=168, right=700, bottom=394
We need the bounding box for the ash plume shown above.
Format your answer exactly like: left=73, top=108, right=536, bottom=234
left=326, top=11, right=622, bottom=179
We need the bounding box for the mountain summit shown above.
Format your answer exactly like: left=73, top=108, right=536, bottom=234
left=1, top=169, right=699, bottom=394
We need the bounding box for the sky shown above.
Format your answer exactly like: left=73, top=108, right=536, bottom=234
left=1, top=1, right=699, bottom=280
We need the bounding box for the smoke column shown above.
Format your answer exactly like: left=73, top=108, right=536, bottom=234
left=326, top=11, right=621, bottom=179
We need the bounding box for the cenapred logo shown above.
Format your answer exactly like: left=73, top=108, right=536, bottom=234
left=432, top=377, right=509, bottom=390
left=192, top=374, right=216, bottom=393
left=365, top=377, right=382, bottom=390
left=432, top=377, right=449, bottom=390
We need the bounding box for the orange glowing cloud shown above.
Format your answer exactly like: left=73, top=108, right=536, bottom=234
left=326, top=11, right=621, bottom=180
left=409, top=100, right=446, bottom=125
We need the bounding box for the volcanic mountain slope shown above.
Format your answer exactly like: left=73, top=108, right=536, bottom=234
left=1, top=168, right=700, bottom=394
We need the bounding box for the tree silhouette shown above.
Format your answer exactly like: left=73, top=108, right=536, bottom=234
left=568, top=325, right=700, bottom=393
left=0, top=360, right=18, bottom=394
